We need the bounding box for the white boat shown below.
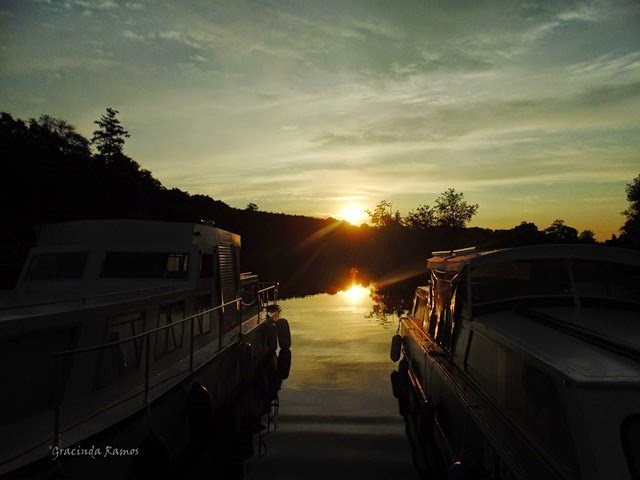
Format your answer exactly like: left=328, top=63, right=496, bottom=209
left=391, top=244, right=640, bottom=480
left=0, top=219, right=290, bottom=478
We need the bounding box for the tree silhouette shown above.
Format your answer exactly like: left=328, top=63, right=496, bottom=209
left=91, top=107, right=130, bottom=162
left=366, top=200, right=394, bottom=228
left=620, top=173, right=640, bottom=248
left=544, top=219, right=578, bottom=243
left=578, top=229, right=596, bottom=244
left=405, top=203, right=436, bottom=230
left=245, top=202, right=259, bottom=212
left=433, top=188, right=479, bottom=228
left=509, top=221, right=544, bottom=245
left=29, top=115, right=90, bottom=157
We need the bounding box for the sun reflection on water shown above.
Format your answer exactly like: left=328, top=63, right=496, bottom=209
left=338, top=283, right=371, bottom=302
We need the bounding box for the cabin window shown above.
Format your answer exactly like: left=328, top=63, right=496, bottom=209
left=608, top=263, right=640, bottom=303
left=466, top=331, right=579, bottom=475
left=166, top=254, right=189, bottom=278
left=572, top=260, right=640, bottom=304
left=471, top=260, right=571, bottom=304
left=200, top=252, right=214, bottom=278
left=451, top=273, right=469, bottom=323
left=155, top=302, right=185, bottom=358
left=571, top=260, right=609, bottom=297
left=432, top=279, right=454, bottom=348
left=413, top=291, right=429, bottom=330
left=24, top=251, right=88, bottom=281
left=622, top=414, right=640, bottom=479
left=101, top=252, right=189, bottom=279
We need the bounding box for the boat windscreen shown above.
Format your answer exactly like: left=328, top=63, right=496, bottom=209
left=572, top=260, right=640, bottom=304
left=470, top=259, right=570, bottom=304
left=471, top=258, right=640, bottom=305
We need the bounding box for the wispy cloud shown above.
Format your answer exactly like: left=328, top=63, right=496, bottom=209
left=157, top=30, right=204, bottom=50
left=74, top=0, right=118, bottom=10
left=567, top=51, right=640, bottom=78
left=122, top=29, right=145, bottom=41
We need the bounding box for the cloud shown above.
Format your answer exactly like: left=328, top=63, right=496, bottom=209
left=74, top=0, right=118, bottom=10
left=557, top=4, right=599, bottom=23
left=158, top=30, right=203, bottom=50
left=188, top=54, right=207, bottom=63
left=567, top=51, right=640, bottom=78
left=122, top=29, right=145, bottom=41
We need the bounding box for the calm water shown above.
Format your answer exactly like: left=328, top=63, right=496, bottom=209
left=244, top=287, right=419, bottom=479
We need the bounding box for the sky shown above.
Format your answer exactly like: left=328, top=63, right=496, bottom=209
left=1, top=0, right=639, bottom=239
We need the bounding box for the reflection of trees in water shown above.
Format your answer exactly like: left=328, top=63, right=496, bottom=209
left=368, top=280, right=418, bottom=328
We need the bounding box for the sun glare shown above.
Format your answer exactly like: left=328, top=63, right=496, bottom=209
left=338, top=206, right=367, bottom=225
left=339, top=284, right=371, bottom=302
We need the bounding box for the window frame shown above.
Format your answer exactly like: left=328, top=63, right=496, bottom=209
left=24, top=251, right=89, bottom=281
left=100, top=252, right=190, bottom=280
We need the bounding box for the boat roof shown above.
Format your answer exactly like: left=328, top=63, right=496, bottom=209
left=478, top=307, right=640, bottom=385
left=427, top=244, right=640, bottom=271
left=34, top=219, right=240, bottom=250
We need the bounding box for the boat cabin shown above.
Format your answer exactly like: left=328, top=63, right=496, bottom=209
left=13, top=220, right=240, bottom=299
left=403, top=244, right=640, bottom=480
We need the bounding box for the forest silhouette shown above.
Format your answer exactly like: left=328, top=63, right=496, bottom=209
left=2, top=109, right=638, bottom=297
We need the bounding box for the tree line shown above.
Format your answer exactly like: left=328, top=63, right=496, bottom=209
left=364, top=191, right=602, bottom=244
left=1, top=108, right=638, bottom=296
left=366, top=189, right=479, bottom=229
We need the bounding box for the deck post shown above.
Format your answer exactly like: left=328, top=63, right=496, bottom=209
left=53, top=355, right=62, bottom=449
left=237, top=299, right=242, bottom=337
left=218, top=306, right=223, bottom=351
left=144, top=334, right=150, bottom=411
left=189, top=316, right=194, bottom=373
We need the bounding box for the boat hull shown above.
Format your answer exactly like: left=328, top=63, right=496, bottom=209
left=4, top=314, right=280, bottom=480
left=395, top=316, right=566, bottom=480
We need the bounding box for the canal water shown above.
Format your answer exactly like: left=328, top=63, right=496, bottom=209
left=243, top=286, right=419, bottom=479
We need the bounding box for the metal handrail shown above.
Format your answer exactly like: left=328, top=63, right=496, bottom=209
left=51, top=282, right=279, bottom=448
left=52, top=285, right=278, bottom=357
left=53, top=297, right=241, bottom=357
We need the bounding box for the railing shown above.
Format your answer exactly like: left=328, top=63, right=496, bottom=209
left=258, top=281, right=279, bottom=310
left=51, top=282, right=279, bottom=449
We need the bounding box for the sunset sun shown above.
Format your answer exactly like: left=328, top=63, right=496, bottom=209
left=338, top=206, right=367, bottom=225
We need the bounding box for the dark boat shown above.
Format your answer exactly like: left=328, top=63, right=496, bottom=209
left=0, top=219, right=291, bottom=478
left=391, top=245, right=640, bottom=480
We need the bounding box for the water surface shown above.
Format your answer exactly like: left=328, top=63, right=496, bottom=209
left=244, top=287, right=419, bottom=479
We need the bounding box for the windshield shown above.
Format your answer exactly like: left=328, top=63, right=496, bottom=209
left=470, top=259, right=640, bottom=305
